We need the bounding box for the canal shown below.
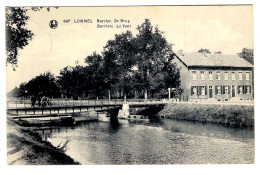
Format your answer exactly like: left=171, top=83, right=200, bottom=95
left=36, top=118, right=254, bottom=164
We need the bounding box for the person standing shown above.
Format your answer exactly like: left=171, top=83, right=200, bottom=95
left=30, top=95, right=36, bottom=107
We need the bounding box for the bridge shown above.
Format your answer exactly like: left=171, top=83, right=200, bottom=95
left=7, top=99, right=168, bottom=117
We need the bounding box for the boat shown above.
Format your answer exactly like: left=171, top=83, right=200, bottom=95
left=14, top=115, right=75, bottom=127
left=120, top=115, right=149, bottom=120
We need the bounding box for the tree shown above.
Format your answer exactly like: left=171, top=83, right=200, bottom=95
left=25, top=72, right=60, bottom=98
left=102, top=31, right=137, bottom=98
left=6, top=7, right=58, bottom=69
left=214, top=51, right=222, bottom=54
left=7, top=84, right=27, bottom=98
left=135, top=19, right=174, bottom=98
left=85, top=52, right=106, bottom=98
left=198, top=48, right=211, bottom=54
left=6, top=7, right=33, bottom=69
left=58, top=66, right=91, bottom=99
left=11, top=18, right=181, bottom=100
left=99, top=19, right=180, bottom=99
left=238, top=48, right=254, bottom=65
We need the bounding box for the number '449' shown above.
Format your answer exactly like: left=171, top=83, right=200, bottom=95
left=63, top=19, right=70, bottom=23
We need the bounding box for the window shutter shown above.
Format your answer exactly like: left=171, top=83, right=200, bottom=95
left=228, top=86, right=230, bottom=94
left=199, top=86, right=201, bottom=95
left=249, top=85, right=251, bottom=94
left=243, top=86, right=245, bottom=94
left=205, top=86, right=207, bottom=95
left=197, top=86, right=199, bottom=95
left=238, top=86, right=240, bottom=94
left=191, top=87, right=193, bottom=96
left=221, top=86, right=223, bottom=95
left=215, top=86, right=217, bottom=95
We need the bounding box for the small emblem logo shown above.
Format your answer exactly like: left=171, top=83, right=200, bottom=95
left=49, top=20, right=58, bottom=29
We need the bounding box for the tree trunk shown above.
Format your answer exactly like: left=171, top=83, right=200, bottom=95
left=168, top=88, right=171, bottom=99
left=144, top=89, right=147, bottom=100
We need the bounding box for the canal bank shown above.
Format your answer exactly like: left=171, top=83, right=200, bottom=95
left=39, top=118, right=254, bottom=164
left=158, top=103, right=254, bottom=128
left=7, top=119, right=79, bottom=165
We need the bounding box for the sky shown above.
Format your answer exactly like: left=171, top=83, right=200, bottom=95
left=6, top=6, right=253, bottom=92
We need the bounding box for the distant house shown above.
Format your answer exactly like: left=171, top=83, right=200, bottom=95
left=173, top=51, right=254, bottom=102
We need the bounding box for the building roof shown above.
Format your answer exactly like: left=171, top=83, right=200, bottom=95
left=175, top=52, right=253, bottom=68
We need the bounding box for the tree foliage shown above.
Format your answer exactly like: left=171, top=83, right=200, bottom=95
left=6, top=7, right=58, bottom=69
left=6, top=7, right=33, bottom=68
left=9, top=19, right=181, bottom=99
left=238, top=48, right=254, bottom=65
left=198, top=48, right=211, bottom=54
left=26, top=72, right=60, bottom=98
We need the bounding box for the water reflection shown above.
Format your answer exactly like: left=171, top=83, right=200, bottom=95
left=35, top=117, right=254, bottom=164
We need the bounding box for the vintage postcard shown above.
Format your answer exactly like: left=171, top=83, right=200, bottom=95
left=5, top=6, right=254, bottom=165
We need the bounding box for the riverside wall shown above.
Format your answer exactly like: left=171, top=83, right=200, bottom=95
left=158, top=103, right=254, bottom=128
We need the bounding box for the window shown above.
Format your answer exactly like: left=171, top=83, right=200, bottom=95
left=200, top=71, right=205, bottom=80
left=246, top=85, right=251, bottom=94
left=232, top=72, right=236, bottom=80
left=246, top=72, right=250, bottom=80
left=224, top=86, right=228, bottom=94
left=191, top=86, right=197, bottom=95
left=238, top=86, right=243, bottom=94
left=237, top=85, right=251, bottom=94
left=216, top=72, right=221, bottom=80
left=209, top=71, right=213, bottom=80
left=217, top=86, right=221, bottom=95
left=224, top=72, right=228, bottom=80
left=201, top=86, right=205, bottom=95
left=192, top=71, right=196, bottom=80
left=239, top=72, right=243, bottom=80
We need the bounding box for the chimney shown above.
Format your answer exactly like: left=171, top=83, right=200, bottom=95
left=178, top=50, right=184, bottom=56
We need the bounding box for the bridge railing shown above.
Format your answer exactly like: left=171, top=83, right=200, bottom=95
left=7, top=98, right=168, bottom=109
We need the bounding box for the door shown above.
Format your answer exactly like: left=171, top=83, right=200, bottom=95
left=232, top=85, right=235, bottom=97
left=209, top=86, right=213, bottom=98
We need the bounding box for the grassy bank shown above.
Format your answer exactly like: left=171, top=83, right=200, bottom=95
left=7, top=119, right=79, bottom=165
left=158, top=103, right=254, bottom=128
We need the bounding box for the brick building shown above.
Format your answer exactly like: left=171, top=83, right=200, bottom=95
left=173, top=51, right=254, bottom=102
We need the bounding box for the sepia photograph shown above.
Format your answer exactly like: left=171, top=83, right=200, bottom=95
left=4, top=5, right=255, bottom=166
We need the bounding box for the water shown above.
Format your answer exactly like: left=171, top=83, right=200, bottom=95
left=37, top=118, right=254, bottom=164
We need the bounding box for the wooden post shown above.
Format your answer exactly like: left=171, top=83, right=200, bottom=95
left=144, top=89, right=147, bottom=100
left=58, top=99, right=59, bottom=114
left=16, top=100, right=18, bottom=114
left=168, top=88, right=171, bottom=99
left=24, top=99, right=27, bottom=114
left=108, top=90, right=111, bottom=102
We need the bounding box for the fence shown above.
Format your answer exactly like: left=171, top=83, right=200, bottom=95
left=7, top=98, right=170, bottom=109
